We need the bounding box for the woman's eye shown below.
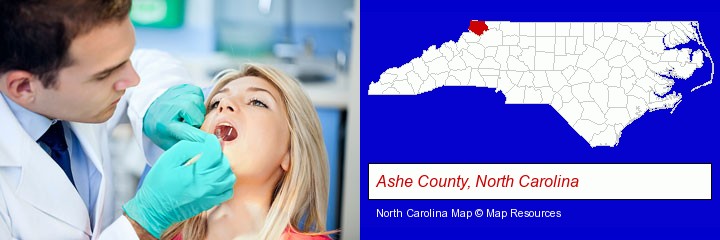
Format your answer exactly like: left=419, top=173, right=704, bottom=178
left=250, top=99, right=268, bottom=108
left=210, top=100, right=220, bottom=110
left=95, top=73, right=111, bottom=81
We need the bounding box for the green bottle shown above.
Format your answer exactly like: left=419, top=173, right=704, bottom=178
left=130, top=0, right=185, bottom=28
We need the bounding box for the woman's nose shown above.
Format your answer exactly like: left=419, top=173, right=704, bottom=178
left=218, top=99, right=235, bottom=113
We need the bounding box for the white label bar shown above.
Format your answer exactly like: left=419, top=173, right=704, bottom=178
left=368, top=164, right=711, bottom=199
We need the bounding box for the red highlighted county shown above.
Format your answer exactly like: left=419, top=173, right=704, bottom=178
left=468, top=20, right=489, bottom=36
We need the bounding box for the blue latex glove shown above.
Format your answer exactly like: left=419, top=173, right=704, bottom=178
left=144, top=84, right=206, bottom=150
left=123, top=133, right=235, bottom=238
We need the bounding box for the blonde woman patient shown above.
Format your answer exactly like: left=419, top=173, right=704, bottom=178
left=162, top=64, right=335, bottom=240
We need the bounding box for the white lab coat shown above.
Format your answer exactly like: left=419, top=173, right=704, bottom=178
left=0, top=49, right=193, bottom=239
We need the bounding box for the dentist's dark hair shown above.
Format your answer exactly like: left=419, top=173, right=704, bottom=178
left=0, top=0, right=131, bottom=88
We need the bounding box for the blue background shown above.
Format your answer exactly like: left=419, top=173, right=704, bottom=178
left=362, top=0, right=719, bottom=238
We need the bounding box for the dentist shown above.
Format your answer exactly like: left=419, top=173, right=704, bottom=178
left=0, top=0, right=234, bottom=239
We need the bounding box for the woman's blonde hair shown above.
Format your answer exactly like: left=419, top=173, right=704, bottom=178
left=161, top=64, right=330, bottom=240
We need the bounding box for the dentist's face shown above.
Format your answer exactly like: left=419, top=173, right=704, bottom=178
left=201, top=76, right=291, bottom=186
left=31, top=17, right=140, bottom=123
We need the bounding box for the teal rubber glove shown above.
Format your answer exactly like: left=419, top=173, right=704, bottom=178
left=144, top=84, right=206, bottom=150
left=123, top=133, right=236, bottom=238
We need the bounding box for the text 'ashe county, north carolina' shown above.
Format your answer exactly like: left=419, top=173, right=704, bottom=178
left=375, top=174, right=580, bottom=190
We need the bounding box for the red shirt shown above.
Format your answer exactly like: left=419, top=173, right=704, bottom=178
left=171, top=225, right=332, bottom=240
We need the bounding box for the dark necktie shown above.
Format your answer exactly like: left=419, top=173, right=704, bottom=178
left=38, top=121, right=75, bottom=187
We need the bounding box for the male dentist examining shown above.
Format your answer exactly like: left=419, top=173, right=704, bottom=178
left=0, top=0, right=235, bottom=239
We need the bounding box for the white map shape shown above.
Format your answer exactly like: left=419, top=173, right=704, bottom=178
left=369, top=21, right=714, bottom=147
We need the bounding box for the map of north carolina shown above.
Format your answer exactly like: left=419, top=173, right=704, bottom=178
left=368, top=21, right=715, bottom=147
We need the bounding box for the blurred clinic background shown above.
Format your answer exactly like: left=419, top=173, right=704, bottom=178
left=109, top=0, right=359, bottom=238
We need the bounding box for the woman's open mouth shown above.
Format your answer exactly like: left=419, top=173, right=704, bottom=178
left=214, top=123, right=238, bottom=142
